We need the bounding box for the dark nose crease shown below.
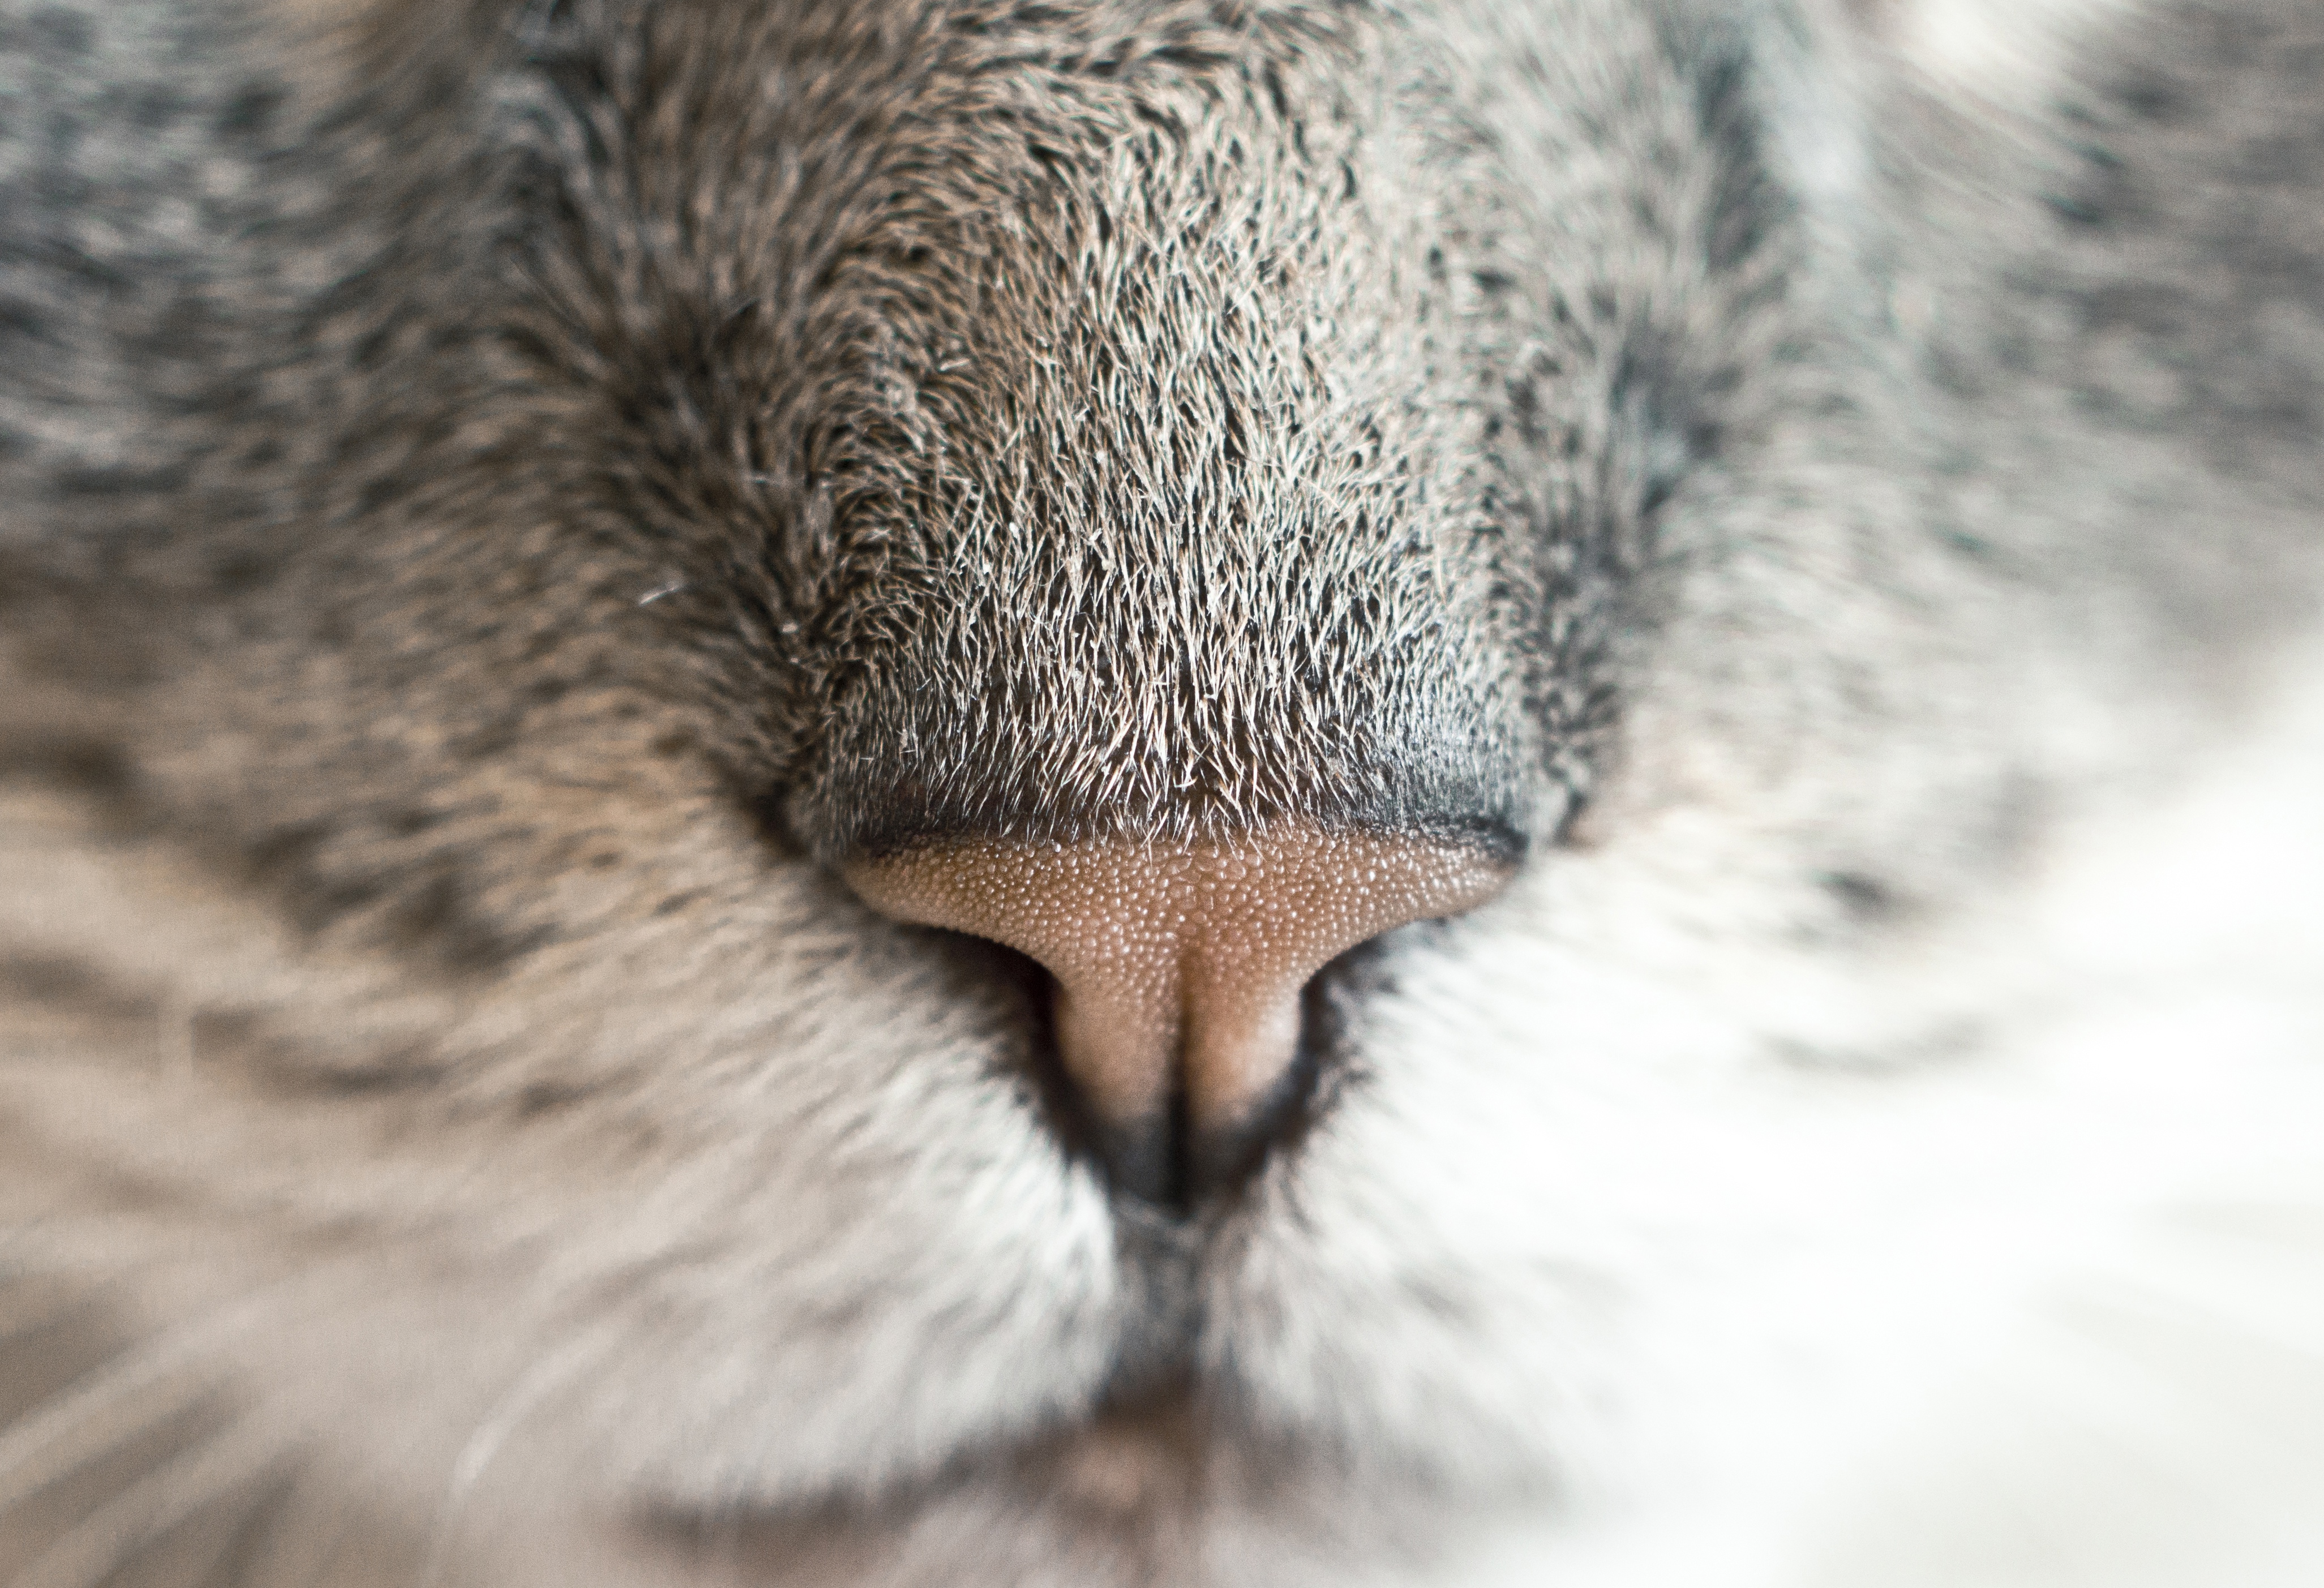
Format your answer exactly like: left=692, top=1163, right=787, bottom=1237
left=846, top=824, right=1513, bottom=1209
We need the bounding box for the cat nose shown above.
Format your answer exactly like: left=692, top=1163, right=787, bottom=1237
left=844, top=824, right=1513, bottom=1203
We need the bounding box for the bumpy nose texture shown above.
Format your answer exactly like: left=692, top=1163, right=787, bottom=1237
left=846, top=825, right=1512, bottom=1186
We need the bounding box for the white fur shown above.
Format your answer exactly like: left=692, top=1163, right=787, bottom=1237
left=1418, top=638, right=2324, bottom=1585
left=1886, top=0, right=2141, bottom=100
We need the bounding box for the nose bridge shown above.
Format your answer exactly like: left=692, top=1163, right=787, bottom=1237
left=790, top=164, right=1529, bottom=869
left=844, top=824, right=1513, bottom=1184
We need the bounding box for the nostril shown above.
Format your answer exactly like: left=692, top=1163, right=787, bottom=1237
left=1164, top=943, right=1378, bottom=1208
left=845, top=822, right=1515, bottom=1208
left=1001, top=941, right=1372, bottom=1211
left=960, top=939, right=1117, bottom=1181
left=940, top=938, right=1204, bottom=1208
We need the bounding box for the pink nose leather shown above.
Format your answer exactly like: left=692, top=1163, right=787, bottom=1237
left=845, top=825, right=1512, bottom=1132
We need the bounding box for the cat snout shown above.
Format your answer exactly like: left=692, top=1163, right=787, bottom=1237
left=846, top=825, right=1513, bottom=1207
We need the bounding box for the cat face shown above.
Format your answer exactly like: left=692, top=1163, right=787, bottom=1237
left=4, top=0, right=2318, bottom=1583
